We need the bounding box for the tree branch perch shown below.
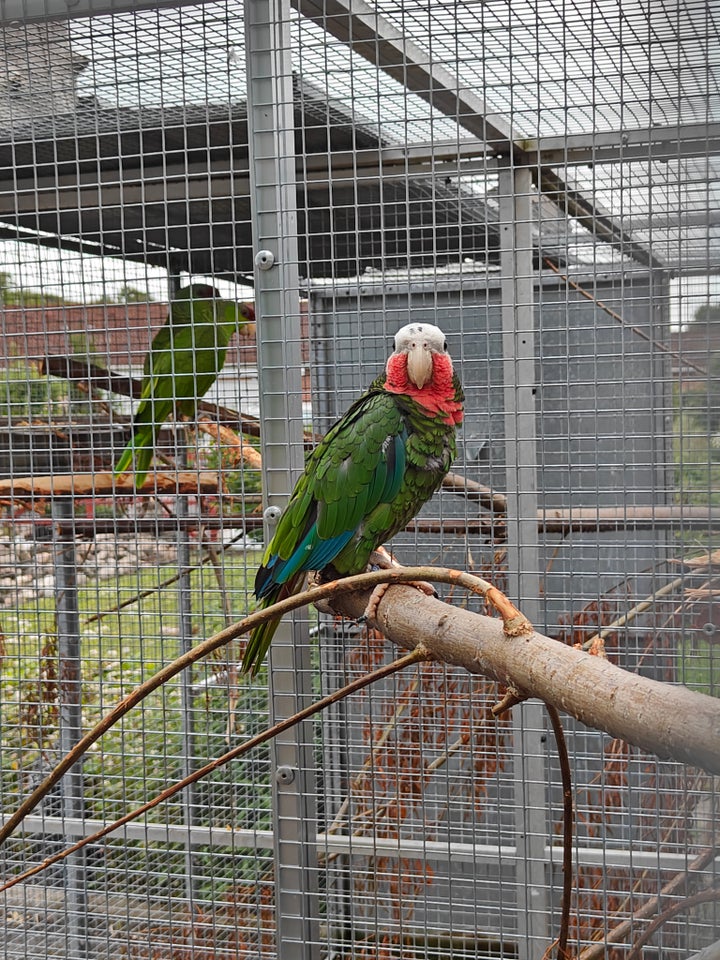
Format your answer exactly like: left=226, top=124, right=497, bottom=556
left=324, top=577, right=720, bottom=775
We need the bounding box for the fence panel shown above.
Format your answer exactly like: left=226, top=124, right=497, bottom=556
left=0, top=2, right=717, bottom=959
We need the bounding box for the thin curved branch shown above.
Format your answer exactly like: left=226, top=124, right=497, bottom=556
left=542, top=258, right=707, bottom=377
left=578, top=844, right=720, bottom=959
left=625, top=886, right=720, bottom=960
left=0, top=565, right=516, bottom=847
left=0, top=648, right=428, bottom=894
left=582, top=575, right=684, bottom=651
left=3, top=563, right=719, bottom=859
left=546, top=703, right=574, bottom=960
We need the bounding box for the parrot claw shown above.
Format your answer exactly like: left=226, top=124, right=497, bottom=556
left=410, top=581, right=438, bottom=599
left=363, top=582, right=391, bottom=623
left=362, top=549, right=437, bottom=623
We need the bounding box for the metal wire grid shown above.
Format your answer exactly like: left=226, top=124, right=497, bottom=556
left=0, top=0, right=716, bottom=958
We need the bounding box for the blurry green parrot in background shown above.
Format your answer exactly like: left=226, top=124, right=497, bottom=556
left=242, top=321, right=464, bottom=677
left=114, top=283, right=255, bottom=489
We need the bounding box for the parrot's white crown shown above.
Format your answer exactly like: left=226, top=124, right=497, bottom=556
left=393, top=322, right=448, bottom=354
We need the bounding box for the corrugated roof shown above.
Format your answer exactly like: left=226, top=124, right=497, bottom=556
left=0, top=0, right=716, bottom=279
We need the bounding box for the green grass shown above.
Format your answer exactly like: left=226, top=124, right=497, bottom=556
left=0, top=550, right=271, bottom=829
left=674, top=408, right=720, bottom=508
left=680, top=637, right=717, bottom=696
left=3, top=547, right=260, bottom=644
left=672, top=404, right=719, bottom=694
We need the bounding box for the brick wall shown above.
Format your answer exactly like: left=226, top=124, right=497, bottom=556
left=0, top=301, right=259, bottom=369
left=0, top=299, right=312, bottom=401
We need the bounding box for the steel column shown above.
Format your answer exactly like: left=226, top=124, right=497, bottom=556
left=169, top=268, right=202, bottom=908
left=244, top=1, right=321, bottom=956
left=53, top=496, right=88, bottom=959
left=498, top=160, right=550, bottom=958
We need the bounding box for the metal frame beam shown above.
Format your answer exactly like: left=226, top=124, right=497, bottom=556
left=52, top=498, right=88, bottom=959
left=524, top=121, right=720, bottom=166
left=293, top=0, right=516, bottom=149
left=0, top=0, right=201, bottom=21
left=292, top=0, right=667, bottom=270
left=2, top=0, right=714, bottom=277
left=0, top=144, right=492, bottom=206
left=10, top=814, right=720, bottom=875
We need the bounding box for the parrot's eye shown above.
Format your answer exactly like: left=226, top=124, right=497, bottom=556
left=443, top=340, right=448, bottom=351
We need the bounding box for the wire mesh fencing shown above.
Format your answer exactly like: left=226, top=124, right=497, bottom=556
left=0, top=1, right=718, bottom=959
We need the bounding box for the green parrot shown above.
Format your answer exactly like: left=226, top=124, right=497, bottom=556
left=242, top=321, right=464, bottom=677
left=114, top=284, right=255, bottom=489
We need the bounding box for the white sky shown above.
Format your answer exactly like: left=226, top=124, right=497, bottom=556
left=0, top=237, right=253, bottom=303
left=0, top=1, right=716, bottom=322
left=1, top=235, right=717, bottom=329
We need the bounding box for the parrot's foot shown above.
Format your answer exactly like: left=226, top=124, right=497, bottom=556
left=362, top=582, right=391, bottom=623
left=362, top=548, right=437, bottom=623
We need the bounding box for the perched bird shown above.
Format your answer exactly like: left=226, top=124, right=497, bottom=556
left=242, top=321, right=464, bottom=677
left=114, top=284, right=255, bottom=488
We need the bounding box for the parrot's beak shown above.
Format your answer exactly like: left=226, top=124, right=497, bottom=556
left=405, top=342, right=434, bottom=388
left=239, top=302, right=257, bottom=340
left=220, top=301, right=256, bottom=339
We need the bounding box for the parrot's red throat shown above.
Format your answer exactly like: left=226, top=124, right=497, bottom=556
left=384, top=353, right=463, bottom=425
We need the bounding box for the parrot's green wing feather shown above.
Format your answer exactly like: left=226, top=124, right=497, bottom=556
left=258, top=390, right=407, bottom=588
left=114, top=287, right=232, bottom=489
left=243, top=389, right=419, bottom=677
left=143, top=321, right=173, bottom=378
left=244, top=327, right=462, bottom=679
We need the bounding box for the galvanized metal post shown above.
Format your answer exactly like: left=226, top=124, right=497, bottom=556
left=244, top=2, right=321, bottom=956
left=498, top=160, right=550, bottom=957
left=168, top=272, right=201, bottom=908
left=53, top=496, right=88, bottom=959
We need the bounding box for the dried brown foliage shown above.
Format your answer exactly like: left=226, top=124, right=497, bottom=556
left=553, top=577, right=710, bottom=958
left=338, top=617, right=512, bottom=957
left=15, top=630, right=59, bottom=760
left=128, top=882, right=276, bottom=959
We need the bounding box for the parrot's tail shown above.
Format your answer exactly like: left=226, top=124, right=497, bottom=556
left=241, top=605, right=283, bottom=678
left=241, top=574, right=305, bottom=678
left=114, top=431, right=155, bottom=490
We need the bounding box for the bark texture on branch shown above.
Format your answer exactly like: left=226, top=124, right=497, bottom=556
left=40, top=356, right=264, bottom=437
left=0, top=471, right=222, bottom=498
left=328, top=584, right=720, bottom=775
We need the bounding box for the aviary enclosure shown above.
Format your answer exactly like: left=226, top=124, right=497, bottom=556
left=0, top=1, right=717, bottom=958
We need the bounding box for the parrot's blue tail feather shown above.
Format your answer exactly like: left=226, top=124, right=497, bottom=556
left=242, top=572, right=305, bottom=677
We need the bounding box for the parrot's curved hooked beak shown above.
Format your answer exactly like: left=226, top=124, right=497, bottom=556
left=237, top=301, right=256, bottom=340
left=405, top=341, right=434, bottom=388
left=220, top=300, right=256, bottom=339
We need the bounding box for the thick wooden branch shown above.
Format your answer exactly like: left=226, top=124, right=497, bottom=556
left=327, top=584, right=720, bottom=775
left=40, top=356, right=264, bottom=438
left=441, top=472, right=507, bottom=513
left=0, top=471, right=223, bottom=499
left=41, top=355, right=146, bottom=401
left=195, top=419, right=263, bottom=469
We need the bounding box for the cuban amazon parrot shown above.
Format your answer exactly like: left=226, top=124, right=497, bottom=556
left=242, top=321, right=464, bottom=677
left=114, top=284, right=255, bottom=488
